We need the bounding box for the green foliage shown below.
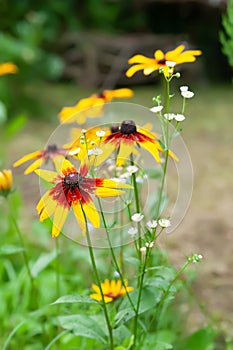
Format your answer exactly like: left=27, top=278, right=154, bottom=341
left=220, top=0, right=233, bottom=68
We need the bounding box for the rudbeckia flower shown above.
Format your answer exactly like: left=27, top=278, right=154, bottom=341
left=13, top=144, right=72, bottom=174
left=0, top=169, right=12, bottom=196
left=35, top=157, right=132, bottom=237
left=98, top=120, right=177, bottom=166
left=59, top=88, right=133, bottom=124
left=0, top=62, right=18, bottom=76
left=90, top=279, right=134, bottom=303
left=126, top=45, right=202, bottom=78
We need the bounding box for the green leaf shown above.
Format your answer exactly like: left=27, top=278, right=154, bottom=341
left=31, top=250, right=57, bottom=278
left=114, top=287, right=163, bottom=327
left=184, top=327, right=215, bottom=350
left=144, top=168, right=162, bottom=179
left=0, top=100, right=7, bottom=124
left=4, top=113, right=27, bottom=140
left=58, top=314, right=107, bottom=344
left=0, top=244, right=25, bottom=256
left=52, top=294, right=98, bottom=305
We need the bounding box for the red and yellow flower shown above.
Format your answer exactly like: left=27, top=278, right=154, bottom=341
left=126, top=45, right=202, bottom=78
left=0, top=62, right=18, bottom=76
left=35, top=157, right=132, bottom=237
left=59, top=88, right=133, bottom=125
left=97, top=120, right=177, bottom=166
left=0, top=169, right=12, bottom=196
left=13, top=144, right=72, bottom=174
left=90, top=279, right=134, bottom=303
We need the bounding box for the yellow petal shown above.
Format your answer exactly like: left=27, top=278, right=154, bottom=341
left=13, top=151, right=41, bottom=167
left=116, top=142, right=134, bottom=166
left=52, top=205, right=69, bottom=237
left=82, top=199, right=100, bottom=228
left=89, top=293, right=102, bottom=301
left=140, top=140, right=162, bottom=163
left=126, top=63, right=148, bottom=78
left=94, top=188, right=125, bottom=197
left=34, top=169, right=58, bottom=182
left=24, top=158, right=44, bottom=174
left=38, top=193, right=58, bottom=221
left=104, top=88, right=133, bottom=100
left=72, top=201, right=86, bottom=234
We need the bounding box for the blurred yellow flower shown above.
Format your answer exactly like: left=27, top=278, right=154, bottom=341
left=0, top=62, right=18, bottom=76
left=0, top=169, right=12, bottom=196
left=90, top=279, right=134, bottom=303
left=126, top=45, right=202, bottom=78
left=59, top=88, right=133, bottom=125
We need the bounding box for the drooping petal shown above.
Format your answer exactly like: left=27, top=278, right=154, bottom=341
left=52, top=204, right=69, bottom=237
left=24, top=158, right=44, bottom=174
left=128, top=54, right=153, bottom=64
left=37, top=191, right=58, bottom=221
left=116, top=140, right=134, bottom=166
left=139, top=139, right=162, bottom=163
left=34, top=169, right=58, bottom=182
left=126, top=64, right=149, bottom=78
left=81, top=193, right=100, bottom=228
left=13, top=151, right=42, bottom=167
left=72, top=201, right=86, bottom=234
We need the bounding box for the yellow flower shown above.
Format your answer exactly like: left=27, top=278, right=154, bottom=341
left=0, top=169, right=12, bottom=196
left=59, top=88, right=133, bottom=125
left=0, top=62, right=18, bottom=76
left=13, top=144, right=71, bottom=174
left=126, top=45, right=202, bottom=78
left=90, top=279, right=134, bottom=303
left=98, top=120, right=178, bottom=167
left=35, top=157, right=132, bottom=237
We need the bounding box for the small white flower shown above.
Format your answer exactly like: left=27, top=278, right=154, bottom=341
left=128, top=227, right=138, bottom=236
left=126, top=165, right=139, bottom=174
left=181, top=91, right=194, bottom=99
left=147, top=220, right=158, bottom=229
left=180, top=85, right=189, bottom=92
left=81, top=129, right=87, bottom=133
left=111, top=177, right=126, bottom=184
left=119, top=172, right=131, bottom=179
left=150, top=105, right=163, bottom=113
left=158, top=218, right=171, bottom=228
left=164, top=113, right=175, bottom=121
left=174, top=113, right=185, bottom=122
left=113, top=271, right=120, bottom=278
left=131, top=213, right=144, bottom=222
left=140, top=247, right=147, bottom=254
left=88, top=148, right=103, bottom=156
left=145, top=241, right=154, bottom=248
left=96, top=130, right=106, bottom=138
left=166, top=60, right=176, bottom=68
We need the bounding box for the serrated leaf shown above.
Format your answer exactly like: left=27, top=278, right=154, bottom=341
left=52, top=294, right=98, bottom=305
left=0, top=244, right=25, bottom=256
left=58, top=314, right=107, bottom=344
left=31, top=250, right=57, bottom=278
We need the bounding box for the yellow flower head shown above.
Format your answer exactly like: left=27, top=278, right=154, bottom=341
left=126, top=45, right=202, bottom=78
left=35, top=157, right=132, bottom=237
left=59, top=88, right=134, bottom=125
left=0, top=62, right=18, bottom=76
left=90, top=279, right=134, bottom=303
left=0, top=169, right=13, bottom=196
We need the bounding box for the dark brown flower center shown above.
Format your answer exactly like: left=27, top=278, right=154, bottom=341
left=47, top=144, right=58, bottom=152
left=158, top=58, right=166, bottom=65
left=64, top=172, right=82, bottom=188
left=110, top=125, right=119, bottom=134
left=120, top=120, right=137, bottom=135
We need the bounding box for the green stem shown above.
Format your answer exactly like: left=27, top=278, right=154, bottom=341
left=132, top=249, right=150, bottom=349
left=10, top=215, right=34, bottom=286
left=148, top=259, right=191, bottom=333
left=55, top=238, right=60, bottom=313
left=130, top=154, right=142, bottom=261
left=156, top=78, right=171, bottom=219
left=80, top=203, right=114, bottom=350
left=97, top=198, right=136, bottom=313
